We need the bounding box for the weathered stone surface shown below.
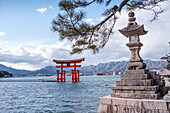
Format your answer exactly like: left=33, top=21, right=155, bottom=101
left=111, top=85, right=159, bottom=91
left=124, top=69, right=149, bottom=75
left=100, top=97, right=111, bottom=105
left=112, top=89, right=157, bottom=94
left=134, top=90, right=157, bottom=94
left=112, top=90, right=134, bottom=93
left=103, top=105, right=107, bottom=113
left=111, top=92, right=160, bottom=99
left=98, top=95, right=169, bottom=113
left=98, top=104, right=103, bottom=112
left=121, top=74, right=149, bottom=80
left=127, top=62, right=146, bottom=70
left=163, top=95, right=170, bottom=102
left=168, top=90, right=170, bottom=95
left=164, top=91, right=170, bottom=102
left=116, top=79, right=154, bottom=86
left=160, top=86, right=169, bottom=97
left=168, top=103, right=170, bottom=112
left=149, top=71, right=156, bottom=79
left=159, top=80, right=166, bottom=87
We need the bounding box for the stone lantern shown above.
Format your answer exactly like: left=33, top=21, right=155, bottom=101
left=119, top=11, right=147, bottom=70
left=98, top=11, right=170, bottom=113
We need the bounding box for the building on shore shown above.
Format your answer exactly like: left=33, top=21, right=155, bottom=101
left=159, top=65, right=170, bottom=80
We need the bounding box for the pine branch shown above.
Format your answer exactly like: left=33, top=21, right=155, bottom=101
left=52, top=0, right=167, bottom=54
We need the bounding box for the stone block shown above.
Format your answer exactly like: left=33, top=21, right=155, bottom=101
left=116, top=79, right=154, bottom=86
left=102, top=105, right=108, bottom=113
left=100, top=97, right=112, bottom=105
left=111, top=92, right=161, bottom=99
left=155, top=75, right=161, bottom=83
left=140, top=100, right=167, bottom=110
left=134, top=90, right=157, bottom=94
left=112, top=90, right=134, bottom=93
left=112, top=89, right=157, bottom=94
left=127, top=62, right=147, bottom=70
left=159, top=81, right=165, bottom=87
left=121, top=74, right=149, bottom=80
left=111, top=85, right=159, bottom=91
left=124, top=69, right=149, bottom=75
left=163, top=93, right=170, bottom=102
left=155, top=80, right=160, bottom=85
left=98, top=95, right=168, bottom=113
left=97, top=104, right=103, bottom=113
left=160, top=86, right=169, bottom=97
left=168, top=103, right=170, bottom=111
left=149, top=71, right=156, bottom=79
left=110, top=96, right=139, bottom=106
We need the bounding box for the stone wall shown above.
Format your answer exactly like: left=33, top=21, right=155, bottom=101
left=98, top=95, right=169, bottom=113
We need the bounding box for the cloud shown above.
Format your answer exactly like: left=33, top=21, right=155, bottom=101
left=37, top=5, right=54, bottom=13
left=0, top=45, right=47, bottom=64
left=0, top=3, right=169, bottom=70
left=86, top=18, right=95, bottom=25
left=0, top=32, right=5, bottom=36
left=49, top=5, right=54, bottom=10
left=37, top=8, right=47, bottom=13
left=103, top=7, right=170, bottom=62
left=0, top=41, right=72, bottom=70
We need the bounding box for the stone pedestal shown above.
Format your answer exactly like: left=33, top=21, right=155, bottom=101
left=111, top=69, right=163, bottom=99
left=98, top=70, right=170, bottom=113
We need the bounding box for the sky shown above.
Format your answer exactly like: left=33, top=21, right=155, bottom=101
left=0, top=0, right=169, bottom=71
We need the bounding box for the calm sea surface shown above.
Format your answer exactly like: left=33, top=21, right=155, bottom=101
left=0, top=75, right=120, bottom=113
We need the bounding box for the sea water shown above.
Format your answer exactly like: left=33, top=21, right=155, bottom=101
left=0, top=75, right=120, bottom=113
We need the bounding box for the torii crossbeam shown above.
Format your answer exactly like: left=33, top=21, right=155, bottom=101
left=53, top=58, right=85, bottom=82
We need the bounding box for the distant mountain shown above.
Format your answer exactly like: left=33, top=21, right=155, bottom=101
left=81, top=61, right=127, bottom=73
left=33, top=66, right=56, bottom=75
left=80, top=60, right=168, bottom=73
left=0, top=64, right=57, bottom=76
left=0, top=64, right=32, bottom=75
left=0, top=60, right=168, bottom=76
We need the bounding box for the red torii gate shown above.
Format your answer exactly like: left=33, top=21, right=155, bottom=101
left=53, top=58, right=85, bottom=82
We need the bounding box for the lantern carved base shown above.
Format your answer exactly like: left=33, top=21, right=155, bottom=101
left=127, top=62, right=146, bottom=70
left=126, top=41, right=143, bottom=63
left=126, top=41, right=145, bottom=70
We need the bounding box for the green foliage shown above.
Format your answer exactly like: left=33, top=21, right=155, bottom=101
left=161, top=42, right=170, bottom=64
left=71, top=48, right=83, bottom=54
left=161, top=54, right=170, bottom=64
left=52, top=0, right=166, bottom=54
left=0, top=70, right=13, bottom=78
left=127, top=0, right=143, bottom=10
left=0, top=71, right=4, bottom=78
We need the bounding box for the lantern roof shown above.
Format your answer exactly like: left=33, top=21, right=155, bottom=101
left=119, top=11, right=148, bottom=38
